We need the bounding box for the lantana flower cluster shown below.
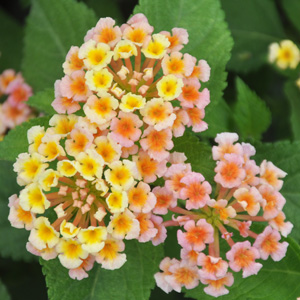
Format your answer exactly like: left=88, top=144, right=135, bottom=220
left=8, top=13, right=211, bottom=280
left=154, top=132, right=292, bottom=297
left=0, top=69, right=33, bottom=139
left=268, top=39, right=300, bottom=70
left=268, top=40, right=300, bottom=90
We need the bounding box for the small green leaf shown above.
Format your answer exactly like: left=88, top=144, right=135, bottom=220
left=185, top=237, right=300, bottom=299
left=0, top=116, right=50, bottom=161
left=222, top=0, right=285, bottom=72
left=0, top=279, right=11, bottom=300
left=134, top=0, right=233, bottom=104
left=27, top=88, right=55, bottom=115
left=42, top=241, right=163, bottom=300
left=0, top=160, right=35, bottom=262
left=233, top=77, right=271, bottom=140
left=285, top=80, right=300, bottom=140
left=0, top=9, right=23, bottom=72
left=22, top=0, right=97, bottom=92
left=173, top=131, right=215, bottom=183
left=254, top=140, right=300, bottom=242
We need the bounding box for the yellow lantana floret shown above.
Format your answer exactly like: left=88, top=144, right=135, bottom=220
left=27, top=126, right=45, bottom=153
left=269, top=40, right=300, bottom=69
left=113, top=40, right=138, bottom=60
left=78, top=39, right=113, bottom=71
left=14, top=152, right=48, bottom=186
left=85, top=69, right=113, bottom=93
left=77, top=226, right=107, bottom=253
left=104, top=160, right=137, bottom=191
left=119, top=92, right=146, bottom=112
left=142, top=34, right=170, bottom=59
left=57, top=160, right=77, bottom=177
left=107, top=209, right=140, bottom=240
left=49, top=115, right=78, bottom=137
left=28, top=217, right=59, bottom=250
left=157, top=74, right=184, bottom=100
left=75, top=149, right=104, bottom=181
left=39, top=169, right=60, bottom=191
left=19, top=183, right=50, bottom=214
left=84, top=92, right=118, bottom=125
left=60, top=220, right=80, bottom=239
left=95, top=237, right=126, bottom=270
left=56, top=238, right=89, bottom=269
left=107, top=189, right=128, bottom=213
left=38, top=133, right=66, bottom=162
left=94, top=135, right=121, bottom=164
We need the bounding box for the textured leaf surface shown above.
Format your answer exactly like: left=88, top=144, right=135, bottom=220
left=254, top=140, right=300, bottom=242
left=202, top=98, right=231, bottom=138
left=22, top=0, right=97, bottom=92
left=0, top=9, right=23, bottom=72
left=42, top=241, right=163, bottom=300
left=233, top=78, right=271, bottom=140
left=285, top=81, right=300, bottom=140
left=0, top=116, right=50, bottom=161
left=222, top=0, right=285, bottom=72
left=134, top=0, right=233, bottom=104
left=27, top=88, right=55, bottom=115
left=0, top=160, right=34, bottom=262
left=173, top=131, right=215, bottom=183
left=0, top=279, right=11, bottom=300
left=185, top=237, right=300, bottom=299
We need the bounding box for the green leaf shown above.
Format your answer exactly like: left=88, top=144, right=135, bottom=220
left=285, top=81, right=300, bottom=140
left=0, top=9, right=23, bottom=72
left=233, top=77, right=271, bottom=140
left=22, top=0, right=97, bottom=92
left=0, top=279, right=11, bottom=300
left=134, top=0, right=233, bottom=104
left=185, top=237, right=300, bottom=299
left=84, top=0, right=124, bottom=24
left=0, top=116, right=50, bottom=161
left=42, top=241, right=163, bottom=300
left=27, top=88, right=55, bottom=115
left=0, top=160, right=35, bottom=262
left=222, top=0, right=285, bottom=72
left=202, top=98, right=231, bottom=138
left=173, top=131, right=215, bottom=183
left=254, top=140, right=300, bottom=242
left=281, top=0, right=300, bottom=34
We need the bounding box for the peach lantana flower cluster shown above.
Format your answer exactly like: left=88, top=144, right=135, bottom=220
left=155, top=132, right=292, bottom=297
left=0, top=69, right=33, bottom=139
left=8, top=13, right=211, bottom=280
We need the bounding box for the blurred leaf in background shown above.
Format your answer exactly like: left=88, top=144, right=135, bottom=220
left=222, top=0, right=285, bottom=73
left=0, top=9, right=23, bottom=72
left=284, top=81, right=300, bottom=141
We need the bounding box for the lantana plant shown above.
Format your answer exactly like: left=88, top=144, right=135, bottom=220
left=6, top=12, right=294, bottom=298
